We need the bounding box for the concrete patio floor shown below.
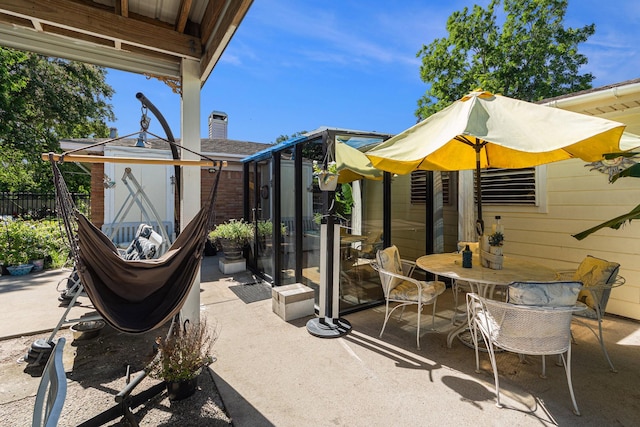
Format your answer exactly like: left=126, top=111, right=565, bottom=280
left=1, top=254, right=640, bottom=426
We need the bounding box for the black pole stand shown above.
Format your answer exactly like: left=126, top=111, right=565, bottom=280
left=306, top=198, right=352, bottom=338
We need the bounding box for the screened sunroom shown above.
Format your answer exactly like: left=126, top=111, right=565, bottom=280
left=241, top=127, right=456, bottom=315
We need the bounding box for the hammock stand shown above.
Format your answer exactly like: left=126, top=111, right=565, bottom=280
left=47, top=131, right=224, bottom=334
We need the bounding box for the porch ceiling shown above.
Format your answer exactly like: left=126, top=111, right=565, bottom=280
left=0, top=0, right=253, bottom=84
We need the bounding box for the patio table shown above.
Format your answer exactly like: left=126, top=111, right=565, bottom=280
left=416, top=252, right=558, bottom=347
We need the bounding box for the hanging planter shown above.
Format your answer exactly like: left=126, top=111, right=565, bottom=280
left=313, top=159, right=339, bottom=192
left=317, top=172, right=339, bottom=191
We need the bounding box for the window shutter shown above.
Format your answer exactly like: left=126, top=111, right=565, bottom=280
left=476, top=168, right=536, bottom=205
left=411, top=171, right=450, bottom=205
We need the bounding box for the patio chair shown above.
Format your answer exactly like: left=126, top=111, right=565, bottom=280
left=371, top=245, right=445, bottom=350
left=32, top=337, right=67, bottom=427
left=467, top=289, right=585, bottom=415
left=557, top=255, right=625, bottom=372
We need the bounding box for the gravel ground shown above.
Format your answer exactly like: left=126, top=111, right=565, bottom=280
left=0, top=323, right=232, bottom=426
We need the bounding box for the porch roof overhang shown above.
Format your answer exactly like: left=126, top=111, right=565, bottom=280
left=540, top=78, right=640, bottom=137
left=0, top=0, right=253, bottom=85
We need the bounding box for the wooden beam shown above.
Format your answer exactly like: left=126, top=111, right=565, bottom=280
left=116, top=0, right=129, bottom=18
left=175, top=0, right=192, bottom=33
left=41, top=153, right=226, bottom=168
left=0, top=0, right=201, bottom=59
left=200, top=0, right=252, bottom=83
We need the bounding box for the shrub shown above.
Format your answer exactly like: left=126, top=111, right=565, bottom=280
left=209, top=219, right=254, bottom=247
left=1, top=218, right=69, bottom=268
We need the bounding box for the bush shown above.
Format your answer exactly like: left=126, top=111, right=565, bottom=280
left=1, top=218, right=69, bottom=268
left=209, top=219, right=254, bottom=247
left=148, top=318, right=218, bottom=382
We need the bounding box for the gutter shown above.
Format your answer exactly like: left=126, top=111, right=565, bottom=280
left=542, top=82, right=640, bottom=109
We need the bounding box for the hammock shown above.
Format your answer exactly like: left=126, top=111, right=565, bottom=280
left=49, top=143, right=223, bottom=334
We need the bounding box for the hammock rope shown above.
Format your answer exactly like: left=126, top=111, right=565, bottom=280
left=49, top=150, right=223, bottom=334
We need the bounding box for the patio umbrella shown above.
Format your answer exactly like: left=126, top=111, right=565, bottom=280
left=335, top=140, right=384, bottom=183
left=366, top=90, right=626, bottom=232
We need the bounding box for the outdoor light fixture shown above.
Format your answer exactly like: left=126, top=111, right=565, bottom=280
left=135, top=131, right=147, bottom=147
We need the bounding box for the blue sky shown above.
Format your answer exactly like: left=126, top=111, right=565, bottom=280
left=106, top=0, right=640, bottom=144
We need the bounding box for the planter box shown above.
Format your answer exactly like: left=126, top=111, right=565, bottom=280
left=272, top=283, right=314, bottom=321
left=219, top=258, right=246, bottom=274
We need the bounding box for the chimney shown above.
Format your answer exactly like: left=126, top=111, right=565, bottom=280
left=208, top=111, right=228, bottom=139
left=109, top=127, right=118, bottom=138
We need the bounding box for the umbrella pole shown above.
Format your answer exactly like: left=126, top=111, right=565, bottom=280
left=475, top=148, right=484, bottom=237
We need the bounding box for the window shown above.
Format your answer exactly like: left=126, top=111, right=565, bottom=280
left=476, top=168, right=536, bottom=205
left=411, top=171, right=451, bottom=205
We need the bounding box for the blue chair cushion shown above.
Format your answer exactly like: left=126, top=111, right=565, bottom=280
left=507, top=281, right=582, bottom=307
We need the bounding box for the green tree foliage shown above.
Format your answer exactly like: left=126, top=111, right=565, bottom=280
left=273, top=131, right=307, bottom=144
left=0, top=48, right=115, bottom=192
left=415, top=0, right=595, bottom=119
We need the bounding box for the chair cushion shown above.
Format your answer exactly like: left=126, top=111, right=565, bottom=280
left=507, top=281, right=582, bottom=307
left=376, top=245, right=403, bottom=290
left=389, top=280, right=446, bottom=302
left=572, top=255, right=620, bottom=310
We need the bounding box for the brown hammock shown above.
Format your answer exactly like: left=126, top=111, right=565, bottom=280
left=49, top=149, right=222, bottom=334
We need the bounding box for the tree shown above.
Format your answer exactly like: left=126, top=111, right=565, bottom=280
left=415, top=0, right=595, bottom=119
left=273, top=131, right=307, bottom=145
left=0, top=48, right=115, bottom=192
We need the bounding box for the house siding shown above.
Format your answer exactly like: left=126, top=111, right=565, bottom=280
left=485, top=159, right=640, bottom=320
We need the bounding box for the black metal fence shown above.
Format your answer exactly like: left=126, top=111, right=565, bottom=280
left=0, top=192, right=90, bottom=219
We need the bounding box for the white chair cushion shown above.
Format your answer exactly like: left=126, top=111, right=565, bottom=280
left=376, top=245, right=403, bottom=290
left=389, top=280, right=446, bottom=302
left=507, top=281, right=582, bottom=307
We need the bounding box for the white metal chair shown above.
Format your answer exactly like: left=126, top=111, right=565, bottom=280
left=32, top=337, right=67, bottom=427
left=371, top=245, right=445, bottom=350
left=467, top=292, right=585, bottom=415
left=557, top=255, right=625, bottom=372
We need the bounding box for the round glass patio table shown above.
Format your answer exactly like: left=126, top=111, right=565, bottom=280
left=416, top=252, right=558, bottom=348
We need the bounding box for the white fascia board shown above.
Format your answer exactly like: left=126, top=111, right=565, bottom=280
left=0, top=23, right=180, bottom=78
left=542, top=82, right=640, bottom=110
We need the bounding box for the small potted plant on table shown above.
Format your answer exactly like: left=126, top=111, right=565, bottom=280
left=481, top=231, right=504, bottom=270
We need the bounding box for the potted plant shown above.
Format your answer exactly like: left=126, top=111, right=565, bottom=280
left=312, top=160, right=339, bottom=191
left=148, top=318, right=218, bottom=401
left=1, top=219, right=68, bottom=274
left=481, top=231, right=504, bottom=270
left=2, top=219, right=34, bottom=275
left=209, top=219, right=253, bottom=260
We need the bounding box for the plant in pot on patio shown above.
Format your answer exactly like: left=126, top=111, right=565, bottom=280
left=148, top=318, right=218, bottom=401
left=1, top=219, right=34, bottom=275
left=255, top=219, right=287, bottom=253
left=209, top=219, right=254, bottom=261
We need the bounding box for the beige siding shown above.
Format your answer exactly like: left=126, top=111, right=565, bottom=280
left=493, top=159, right=640, bottom=320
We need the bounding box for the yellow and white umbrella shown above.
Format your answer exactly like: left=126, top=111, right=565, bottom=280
left=366, top=90, right=626, bottom=231
left=335, top=141, right=383, bottom=184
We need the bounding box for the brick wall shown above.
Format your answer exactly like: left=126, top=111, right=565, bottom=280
left=201, top=168, right=246, bottom=225
left=90, top=162, right=247, bottom=230
left=90, top=164, right=105, bottom=229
